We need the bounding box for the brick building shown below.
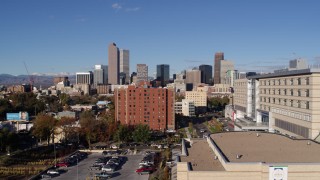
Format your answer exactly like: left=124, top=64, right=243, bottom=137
left=114, top=85, right=175, bottom=131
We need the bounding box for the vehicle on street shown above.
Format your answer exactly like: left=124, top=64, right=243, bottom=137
left=200, top=129, right=206, bottom=133
left=41, top=174, right=53, bottom=179
left=135, top=167, right=154, bottom=175
left=95, top=172, right=113, bottom=179
left=55, top=161, right=70, bottom=167
left=47, top=169, right=60, bottom=175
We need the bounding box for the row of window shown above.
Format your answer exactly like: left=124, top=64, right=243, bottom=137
left=260, top=99, right=310, bottom=109
left=260, top=88, right=310, bottom=97
left=260, top=77, right=309, bottom=86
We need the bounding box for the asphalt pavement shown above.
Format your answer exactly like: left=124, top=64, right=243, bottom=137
left=52, top=152, right=149, bottom=180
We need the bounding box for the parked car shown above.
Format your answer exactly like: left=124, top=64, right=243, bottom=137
left=101, top=164, right=117, bottom=172
left=135, top=167, right=154, bottom=175
left=95, top=172, right=113, bottom=179
left=55, top=161, right=70, bottom=167
left=47, top=169, right=60, bottom=175
left=200, top=129, right=206, bottom=133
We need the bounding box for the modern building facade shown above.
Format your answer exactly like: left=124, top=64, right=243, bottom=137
left=114, top=85, right=175, bottom=131
left=233, top=60, right=320, bottom=139
left=185, top=69, right=201, bottom=88
left=137, top=64, right=148, bottom=83
left=94, top=65, right=108, bottom=86
left=108, top=43, right=119, bottom=85
left=119, top=49, right=130, bottom=84
left=199, top=65, right=212, bottom=85
left=214, top=52, right=224, bottom=84
left=156, top=64, right=170, bottom=87
left=220, top=60, right=235, bottom=84
left=185, top=86, right=207, bottom=107
left=76, top=72, right=93, bottom=85
left=175, top=99, right=195, bottom=117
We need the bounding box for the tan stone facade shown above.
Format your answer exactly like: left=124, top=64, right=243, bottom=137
left=185, top=86, right=207, bottom=107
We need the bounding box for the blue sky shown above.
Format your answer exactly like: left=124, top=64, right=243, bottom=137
left=0, top=0, right=320, bottom=76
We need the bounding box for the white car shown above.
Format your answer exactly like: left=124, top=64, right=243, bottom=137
left=200, top=129, right=206, bottom=133
left=101, top=164, right=116, bottom=172
left=47, top=169, right=59, bottom=175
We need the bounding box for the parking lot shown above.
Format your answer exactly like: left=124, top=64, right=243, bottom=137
left=52, top=152, right=149, bottom=180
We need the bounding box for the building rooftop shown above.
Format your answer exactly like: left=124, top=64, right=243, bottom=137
left=211, top=132, right=320, bottom=163
left=180, top=139, right=225, bottom=171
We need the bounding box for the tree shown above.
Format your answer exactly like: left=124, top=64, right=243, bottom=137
left=32, top=113, right=57, bottom=145
left=132, top=124, right=150, bottom=143
left=114, top=124, right=132, bottom=142
left=57, top=117, right=76, bottom=143
left=79, top=111, right=97, bottom=148
left=0, top=99, right=12, bottom=120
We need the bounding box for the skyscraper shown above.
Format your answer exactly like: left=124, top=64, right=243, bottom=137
left=156, top=64, right=170, bottom=87
left=108, top=43, right=119, bottom=85
left=94, top=65, right=108, bottom=86
left=220, top=60, right=234, bottom=84
left=76, top=72, right=93, bottom=85
left=137, top=64, right=148, bottom=83
left=214, top=52, right=224, bottom=84
left=185, top=69, right=201, bottom=88
left=199, top=64, right=213, bottom=85
left=119, top=49, right=130, bottom=84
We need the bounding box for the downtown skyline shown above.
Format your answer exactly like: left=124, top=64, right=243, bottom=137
left=1, top=0, right=320, bottom=76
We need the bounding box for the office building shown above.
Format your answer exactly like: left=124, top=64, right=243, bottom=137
left=108, top=43, right=119, bottom=85
left=233, top=60, right=320, bottom=139
left=76, top=72, right=93, bottom=85
left=199, top=65, right=212, bottom=85
left=177, top=132, right=320, bottom=180
left=137, top=64, right=148, bottom=83
left=156, top=64, right=170, bottom=87
left=53, top=76, right=70, bottom=86
left=114, top=85, right=175, bottom=131
left=185, top=86, right=207, bottom=113
left=175, top=99, right=195, bottom=117
left=94, top=65, right=108, bottom=86
left=119, top=49, right=130, bottom=84
left=185, top=69, right=201, bottom=88
left=214, top=52, right=224, bottom=84
left=220, top=60, right=234, bottom=84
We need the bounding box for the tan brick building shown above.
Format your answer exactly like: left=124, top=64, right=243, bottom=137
left=114, top=85, right=175, bottom=131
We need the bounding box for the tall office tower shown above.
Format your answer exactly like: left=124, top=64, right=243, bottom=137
left=220, top=60, right=234, bottom=84
left=130, top=72, right=137, bottom=84
left=137, top=64, right=148, bottom=83
left=76, top=72, right=93, bottom=84
left=214, top=52, right=224, bottom=84
left=108, top=43, right=119, bottom=85
left=94, top=65, right=108, bottom=86
left=185, top=69, right=201, bottom=87
left=199, top=64, right=213, bottom=85
left=156, top=64, right=170, bottom=87
left=119, top=49, right=130, bottom=84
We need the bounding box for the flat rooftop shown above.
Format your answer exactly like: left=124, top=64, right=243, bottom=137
left=211, top=132, right=320, bottom=163
left=180, top=139, right=225, bottom=171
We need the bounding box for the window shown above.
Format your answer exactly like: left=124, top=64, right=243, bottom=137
left=298, top=90, right=301, bottom=96
left=306, top=78, right=309, bottom=85
left=290, top=100, right=293, bottom=107
left=306, top=89, right=309, bottom=97
left=284, top=89, right=287, bottom=95
left=290, top=79, right=293, bottom=85
left=306, top=101, right=309, bottom=109
left=298, top=100, right=301, bottom=108
left=298, top=78, right=301, bottom=85
left=290, top=89, right=293, bottom=96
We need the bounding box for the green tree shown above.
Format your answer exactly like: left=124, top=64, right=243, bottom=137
left=114, top=124, right=132, bottom=142
left=32, top=113, right=57, bottom=145
left=0, top=99, right=13, bottom=120
left=132, top=124, right=150, bottom=143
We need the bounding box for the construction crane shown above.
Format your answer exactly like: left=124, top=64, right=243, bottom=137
left=23, top=61, right=34, bottom=89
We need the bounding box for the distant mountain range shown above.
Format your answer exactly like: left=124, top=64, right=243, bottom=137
left=0, top=74, right=76, bottom=89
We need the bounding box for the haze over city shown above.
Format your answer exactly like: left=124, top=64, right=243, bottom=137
left=1, top=0, right=320, bottom=76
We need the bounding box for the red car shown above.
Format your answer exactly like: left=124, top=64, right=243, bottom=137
left=56, top=161, right=70, bottom=167
left=135, top=167, right=154, bottom=175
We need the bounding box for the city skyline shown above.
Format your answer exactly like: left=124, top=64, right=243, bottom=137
left=1, top=0, right=320, bottom=76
